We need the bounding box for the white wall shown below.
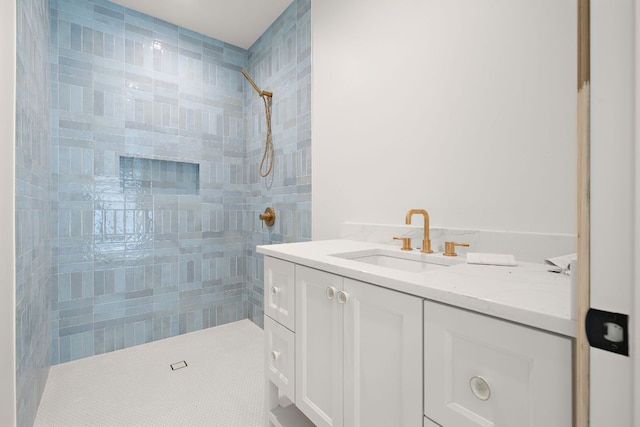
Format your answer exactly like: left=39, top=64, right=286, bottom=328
left=312, top=0, right=576, bottom=239
left=0, top=0, right=16, bottom=424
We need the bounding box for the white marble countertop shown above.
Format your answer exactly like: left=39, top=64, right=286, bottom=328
left=257, top=239, right=576, bottom=338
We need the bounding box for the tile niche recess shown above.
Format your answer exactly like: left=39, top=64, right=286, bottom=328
left=119, top=156, right=200, bottom=195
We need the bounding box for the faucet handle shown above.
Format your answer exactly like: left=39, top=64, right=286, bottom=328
left=259, top=207, right=276, bottom=228
left=443, top=241, right=470, bottom=257
left=393, top=236, right=413, bottom=251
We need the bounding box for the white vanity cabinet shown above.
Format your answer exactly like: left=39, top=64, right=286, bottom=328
left=423, top=300, right=572, bottom=427
left=295, top=265, right=423, bottom=427
left=259, top=240, right=575, bottom=427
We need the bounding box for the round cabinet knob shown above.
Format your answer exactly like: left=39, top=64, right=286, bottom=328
left=271, top=350, right=280, bottom=362
left=337, top=290, right=350, bottom=304
left=326, top=286, right=337, bottom=300
left=470, top=376, right=491, bottom=401
left=271, top=286, right=280, bottom=296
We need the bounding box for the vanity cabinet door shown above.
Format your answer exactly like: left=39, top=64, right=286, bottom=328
left=295, top=266, right=344, bottom=427
left=343, top=278, right=423, bottom=427
left=264, top=257, right=295, bottom=331
left=423, top=300, right=572, bottom=427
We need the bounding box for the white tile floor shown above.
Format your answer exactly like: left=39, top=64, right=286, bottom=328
left=35, top=320, right=265, bottom=427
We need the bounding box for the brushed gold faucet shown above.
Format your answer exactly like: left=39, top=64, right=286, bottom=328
left=405, top=209, right=433, bottom=253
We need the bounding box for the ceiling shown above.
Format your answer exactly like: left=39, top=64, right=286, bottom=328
left=110, top=0, right=294, bottom=50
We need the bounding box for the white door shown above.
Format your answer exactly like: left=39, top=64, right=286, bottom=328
left=295, top=266, right=344, bottom=427
left=342, top=279, right=423, bottom=427
left=590, top=0, right=638, bottom=425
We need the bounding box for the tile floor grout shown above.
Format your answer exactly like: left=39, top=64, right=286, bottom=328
left=35, top=320, right=265, bottom=427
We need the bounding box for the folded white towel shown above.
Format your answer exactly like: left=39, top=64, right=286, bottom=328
left=466, top=252, right=517, bottom=266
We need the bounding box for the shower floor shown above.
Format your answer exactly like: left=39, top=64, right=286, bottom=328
left=34, top=319, right=265, bottom=427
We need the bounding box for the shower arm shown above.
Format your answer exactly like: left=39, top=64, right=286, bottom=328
left=241, top=69, right=272, bottom=98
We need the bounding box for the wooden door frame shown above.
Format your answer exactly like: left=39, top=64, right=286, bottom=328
left=575, top=0, right=590, bottom=426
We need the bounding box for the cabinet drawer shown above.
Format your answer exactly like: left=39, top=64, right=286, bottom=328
left=424, top=300, right=572, bottom=427
left=265, top=315, right=295, bottom=404
left=264, top=257, right=295, bottom=331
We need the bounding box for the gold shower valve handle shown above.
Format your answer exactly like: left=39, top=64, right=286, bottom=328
left=443, top=241, right=470, bottom=257
left=393, top=236, right=413, bottom=251
left=259, top=207, right=276, bottom=228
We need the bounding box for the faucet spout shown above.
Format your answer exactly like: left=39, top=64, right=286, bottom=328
left=405, top=209, right=433, bottom=253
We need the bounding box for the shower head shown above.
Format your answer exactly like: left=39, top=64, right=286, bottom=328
left=241, top=69, right=272, bottom=98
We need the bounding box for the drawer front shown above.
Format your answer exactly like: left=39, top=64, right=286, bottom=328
left=264, top=315, right=295, bottom=403
left=424, top=300, right=572, bottom=427
left=264, top=257, right=295, bottom=331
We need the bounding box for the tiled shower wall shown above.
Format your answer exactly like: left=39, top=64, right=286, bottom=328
left=49, top=0, right=311, bottom=364
left=50, top=0, right=248, bottom=364
left=16, top=0, right=51, bottom=425
left=244, top=0, right=312, bottom=327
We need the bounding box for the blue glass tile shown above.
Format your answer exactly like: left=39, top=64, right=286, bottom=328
left=82, top=27, right=93, bottom=53
left=104, top=326, right=115, bottom=352
left=114, top=268, right=126, bottom=293
left=104, top=33, right=115, bottom=58
left=94, top=329, right=105, bottom=355
left=94, top=3, right=124, bottom=20
left=70, top=333, right=83, bottom=360
left=94, top=90, right=104, bottom=116
left=94, top=270, right=105, bottom=296
left=70, top=272, right=83, bottom=299
left=114, top=325, right=126, bottom=350
left=57, top=273, right=70, bottom=302
left=70, top=23, right=82, bottom=51
left=134, top=321, right=145, bottom=345
left=125, top=324, right=135, bottom=347
left=82, top=331, right=94, bottom=357
left=59, top=336, right=71, bottom=363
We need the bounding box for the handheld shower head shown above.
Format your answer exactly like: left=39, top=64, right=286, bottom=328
left=241, top=69, right=272, bottom=98
left=241, top=68, right=274, bottom=178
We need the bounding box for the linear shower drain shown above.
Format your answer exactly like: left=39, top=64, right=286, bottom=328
left=170, top=361, right=188, bottom=370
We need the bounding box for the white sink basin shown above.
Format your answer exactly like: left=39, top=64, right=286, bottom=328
left=331, top=248, right=463, bottom=273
